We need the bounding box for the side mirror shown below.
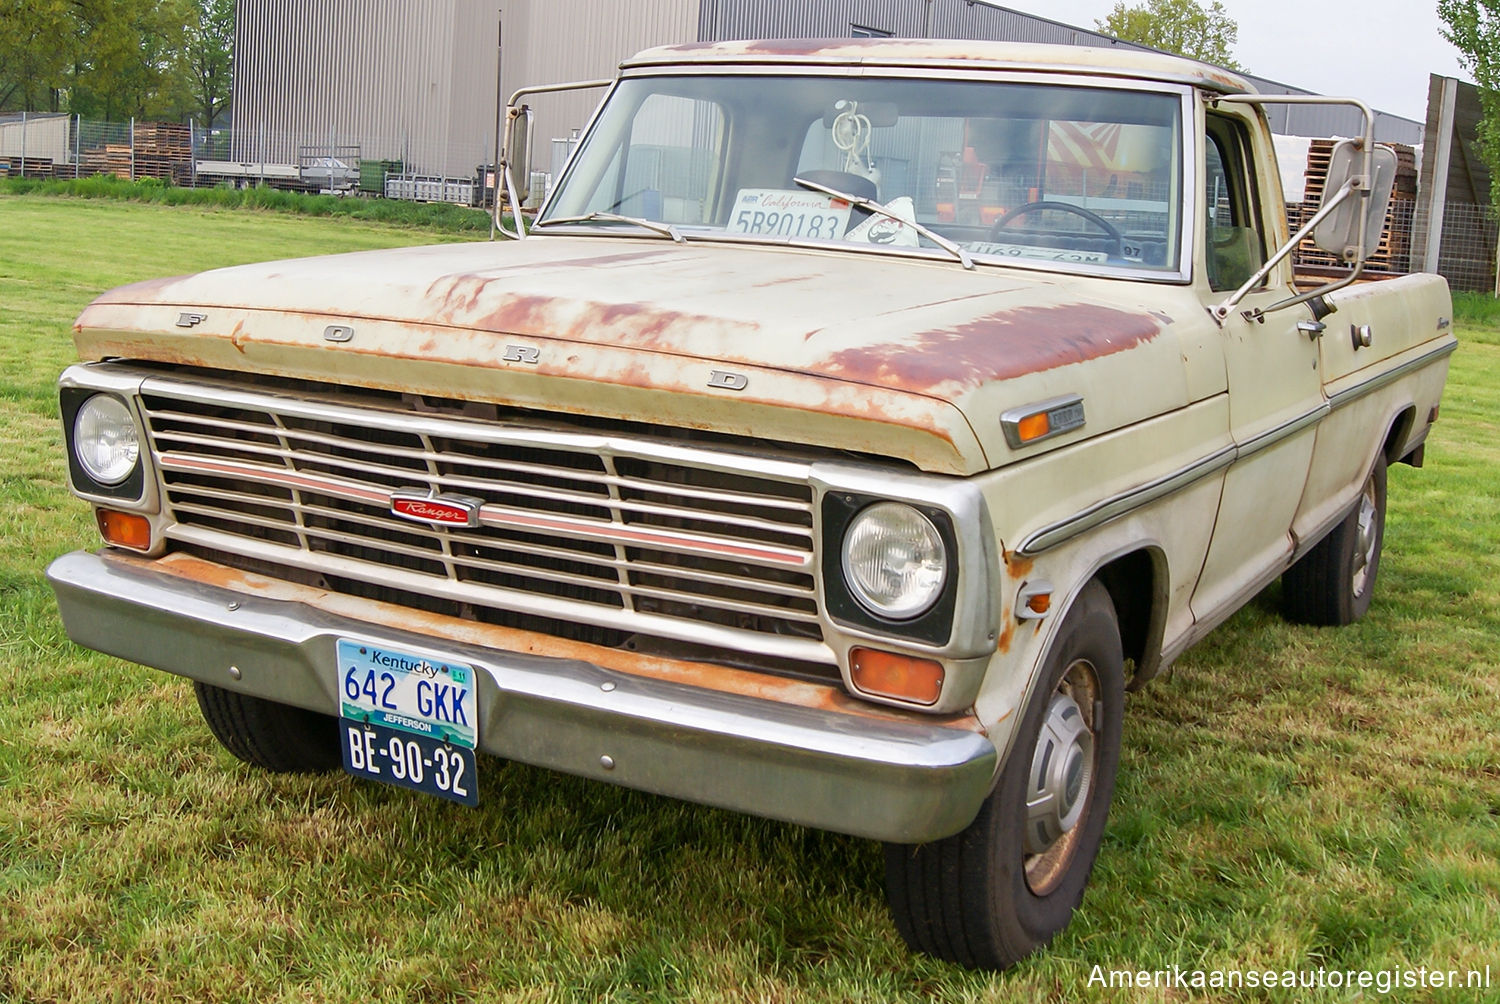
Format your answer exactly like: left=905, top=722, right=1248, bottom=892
left=1312, top=139, right=1398, bottom=263
left=502, top=104, right=534, bottom=206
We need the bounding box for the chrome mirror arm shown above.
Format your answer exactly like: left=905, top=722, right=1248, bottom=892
left=1206, top=94, right=1378, bottom=325
left=1209, top=180, right=1358, bottom=323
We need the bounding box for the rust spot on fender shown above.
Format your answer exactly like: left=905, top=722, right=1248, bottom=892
left=817, top=304, right=1162, bottom=394
left=131, top=551, right=983, bottom=729
left=996, top=618, right=1015, bottom=654
left=1004, top=550, right=1035, bottom=579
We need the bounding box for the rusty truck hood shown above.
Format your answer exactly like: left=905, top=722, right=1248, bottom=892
left=75, top=236, right=1193, bottom=475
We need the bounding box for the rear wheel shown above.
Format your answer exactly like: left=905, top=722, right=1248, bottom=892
left=883, top=581, right=1124, bottom=970
left=1282, top=459, right=1386, bottom=626
left=194, top=682, right=341, bottom=773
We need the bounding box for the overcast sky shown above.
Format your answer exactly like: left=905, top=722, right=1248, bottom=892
left=990, top=0, right=1470, bottom=125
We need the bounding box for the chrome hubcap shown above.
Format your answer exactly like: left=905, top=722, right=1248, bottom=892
left=1351, top=474, right=1379, bottom=597
left=1024, top=660, right=1099, bottom=894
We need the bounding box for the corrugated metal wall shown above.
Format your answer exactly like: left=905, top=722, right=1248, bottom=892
left=0, top=113, right=72, bottom=163
left=499, top=0, right=699, bottom=172
left=697, top=0, right=1128, bottom=46
left=231, top=0, right=499, bottom=176
left=699, top=0, right=924, bottom=38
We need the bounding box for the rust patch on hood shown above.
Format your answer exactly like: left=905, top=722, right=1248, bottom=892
left=817, top=303, right=1162, bottom=394
left=452, top=291, right=762, bottom=355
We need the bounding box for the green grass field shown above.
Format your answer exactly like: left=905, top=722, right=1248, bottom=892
left=2, top=194, right=1497, bottom=1002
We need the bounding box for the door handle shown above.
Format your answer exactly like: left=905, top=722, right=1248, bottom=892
left=1297, top=320, right=1326, bottom=340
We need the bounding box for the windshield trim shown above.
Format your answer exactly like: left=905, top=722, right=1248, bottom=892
left=535, top=69, right=1196, bottom=284
left=523, top=226, right=1196, bottom=285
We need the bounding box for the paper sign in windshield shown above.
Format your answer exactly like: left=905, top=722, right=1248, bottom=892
left=728, top=189, right=852, bottom=239
left=967, top=242, right=1109, bottom=264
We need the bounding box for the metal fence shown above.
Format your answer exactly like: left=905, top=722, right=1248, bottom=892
left=1418, top=201, right=1500, bottom=294
left=0, top=113, right=502, bottom=207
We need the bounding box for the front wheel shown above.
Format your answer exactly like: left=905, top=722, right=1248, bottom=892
left=883, top=580, right=1124, bottom=970
left=1282, top=459, right=1387, bottom=626
left=194, top=682, right=342, bottom=773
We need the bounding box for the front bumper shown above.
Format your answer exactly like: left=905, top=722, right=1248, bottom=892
left=47, top=549, right=998, bottom=843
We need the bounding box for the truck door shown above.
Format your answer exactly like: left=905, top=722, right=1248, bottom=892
left=1190, top=110, right=1324, bottom=621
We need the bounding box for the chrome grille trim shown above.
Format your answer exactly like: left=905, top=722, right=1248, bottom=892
left=138, top=374, right=830, bottom=664
left=165, top=525, right=831, bottom=664
left=150, top=407, right=815, bottom=514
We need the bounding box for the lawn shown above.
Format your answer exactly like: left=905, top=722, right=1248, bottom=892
left=1, top=194, right=1497, bottom=1002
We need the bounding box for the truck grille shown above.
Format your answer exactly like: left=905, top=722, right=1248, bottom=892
left=138, top=376, right=831, bottom=669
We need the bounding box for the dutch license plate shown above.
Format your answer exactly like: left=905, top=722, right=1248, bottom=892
left=337, top=638, right=478, bottom=806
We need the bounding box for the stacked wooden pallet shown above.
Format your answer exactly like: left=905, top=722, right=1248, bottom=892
left=1290, top=138, right=1418, bottom=274
left=79, top=123, right=192, bottom=183
left=2, top=156, right=54, bottom=176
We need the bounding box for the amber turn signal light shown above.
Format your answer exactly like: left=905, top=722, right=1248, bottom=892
left=1001, top=395, right=1086, bottom=449
left=849, top=647, right=945, bottom=706
left=1015, top=411, right=1051, bottom=443
left=96, top=508, right=151, bottom=550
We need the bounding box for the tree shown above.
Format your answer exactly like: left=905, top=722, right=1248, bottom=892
left=1440, top=0, right=1500, bottom=87
left=1096, top=0, right=1244, bottom=71
left=1, top=0, right=228, bottom=123
left=0, top=0, right=78, bottom=112
left=68, top=0, right=191, bottom=121
left=180, top=0, right=234, bottom=128
left=1439, top=0, right=1500, bottom=211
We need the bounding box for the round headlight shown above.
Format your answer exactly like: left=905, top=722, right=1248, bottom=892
left=841, top=502, right=947, bottom=619
left=73, top=394, right=140, bottom=486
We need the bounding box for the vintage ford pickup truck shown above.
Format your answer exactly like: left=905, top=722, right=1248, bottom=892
left=48, top=40, right=1454, bottom=969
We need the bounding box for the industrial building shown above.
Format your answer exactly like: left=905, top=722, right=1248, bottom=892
left=230, top=0, right=1425, bottom=188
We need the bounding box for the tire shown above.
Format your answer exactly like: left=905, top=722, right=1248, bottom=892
left=1282, top=459, right=1386, bottom=626
left=883, top=580, right=1125, bottom=970
left=194, top=681, right=342, bottom=773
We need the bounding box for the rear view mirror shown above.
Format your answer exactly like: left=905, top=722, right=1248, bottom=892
left=503, top=105, right=534, bottom=206
left=823, top=100, right=899, bottom=128
left=1312, top=139, right=1398, bottom=263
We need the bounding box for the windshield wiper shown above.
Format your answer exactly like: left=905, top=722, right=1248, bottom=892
left=535, top=211, right=685, bottom=243
left=793, top=176, right=973, bottom=270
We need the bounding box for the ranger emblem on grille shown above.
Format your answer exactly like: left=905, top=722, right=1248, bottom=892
left=390, top=490, right=484, bottom=528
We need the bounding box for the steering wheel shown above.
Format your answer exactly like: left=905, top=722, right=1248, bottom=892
left=988, top=200, right=1124, bottom=258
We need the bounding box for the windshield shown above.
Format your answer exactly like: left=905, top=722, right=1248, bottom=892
left=540, top=73, right=1185, bottom=276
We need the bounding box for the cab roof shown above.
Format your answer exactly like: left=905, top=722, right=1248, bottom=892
left=623, top=38, right=1253, bottom=94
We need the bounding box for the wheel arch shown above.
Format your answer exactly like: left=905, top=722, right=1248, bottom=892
left=1382, top=404, right=1418, bottom=466
left=1093, top=547, right=1171, bottom=690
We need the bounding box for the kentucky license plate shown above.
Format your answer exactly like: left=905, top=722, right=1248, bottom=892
left=337, top=638, right=478, bottom=806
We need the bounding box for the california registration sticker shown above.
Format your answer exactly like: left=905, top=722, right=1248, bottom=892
left=389, top=490, right=484, bottom=528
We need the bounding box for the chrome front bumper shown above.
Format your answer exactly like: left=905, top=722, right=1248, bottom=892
left=47, top=550, right=998, bottom=843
